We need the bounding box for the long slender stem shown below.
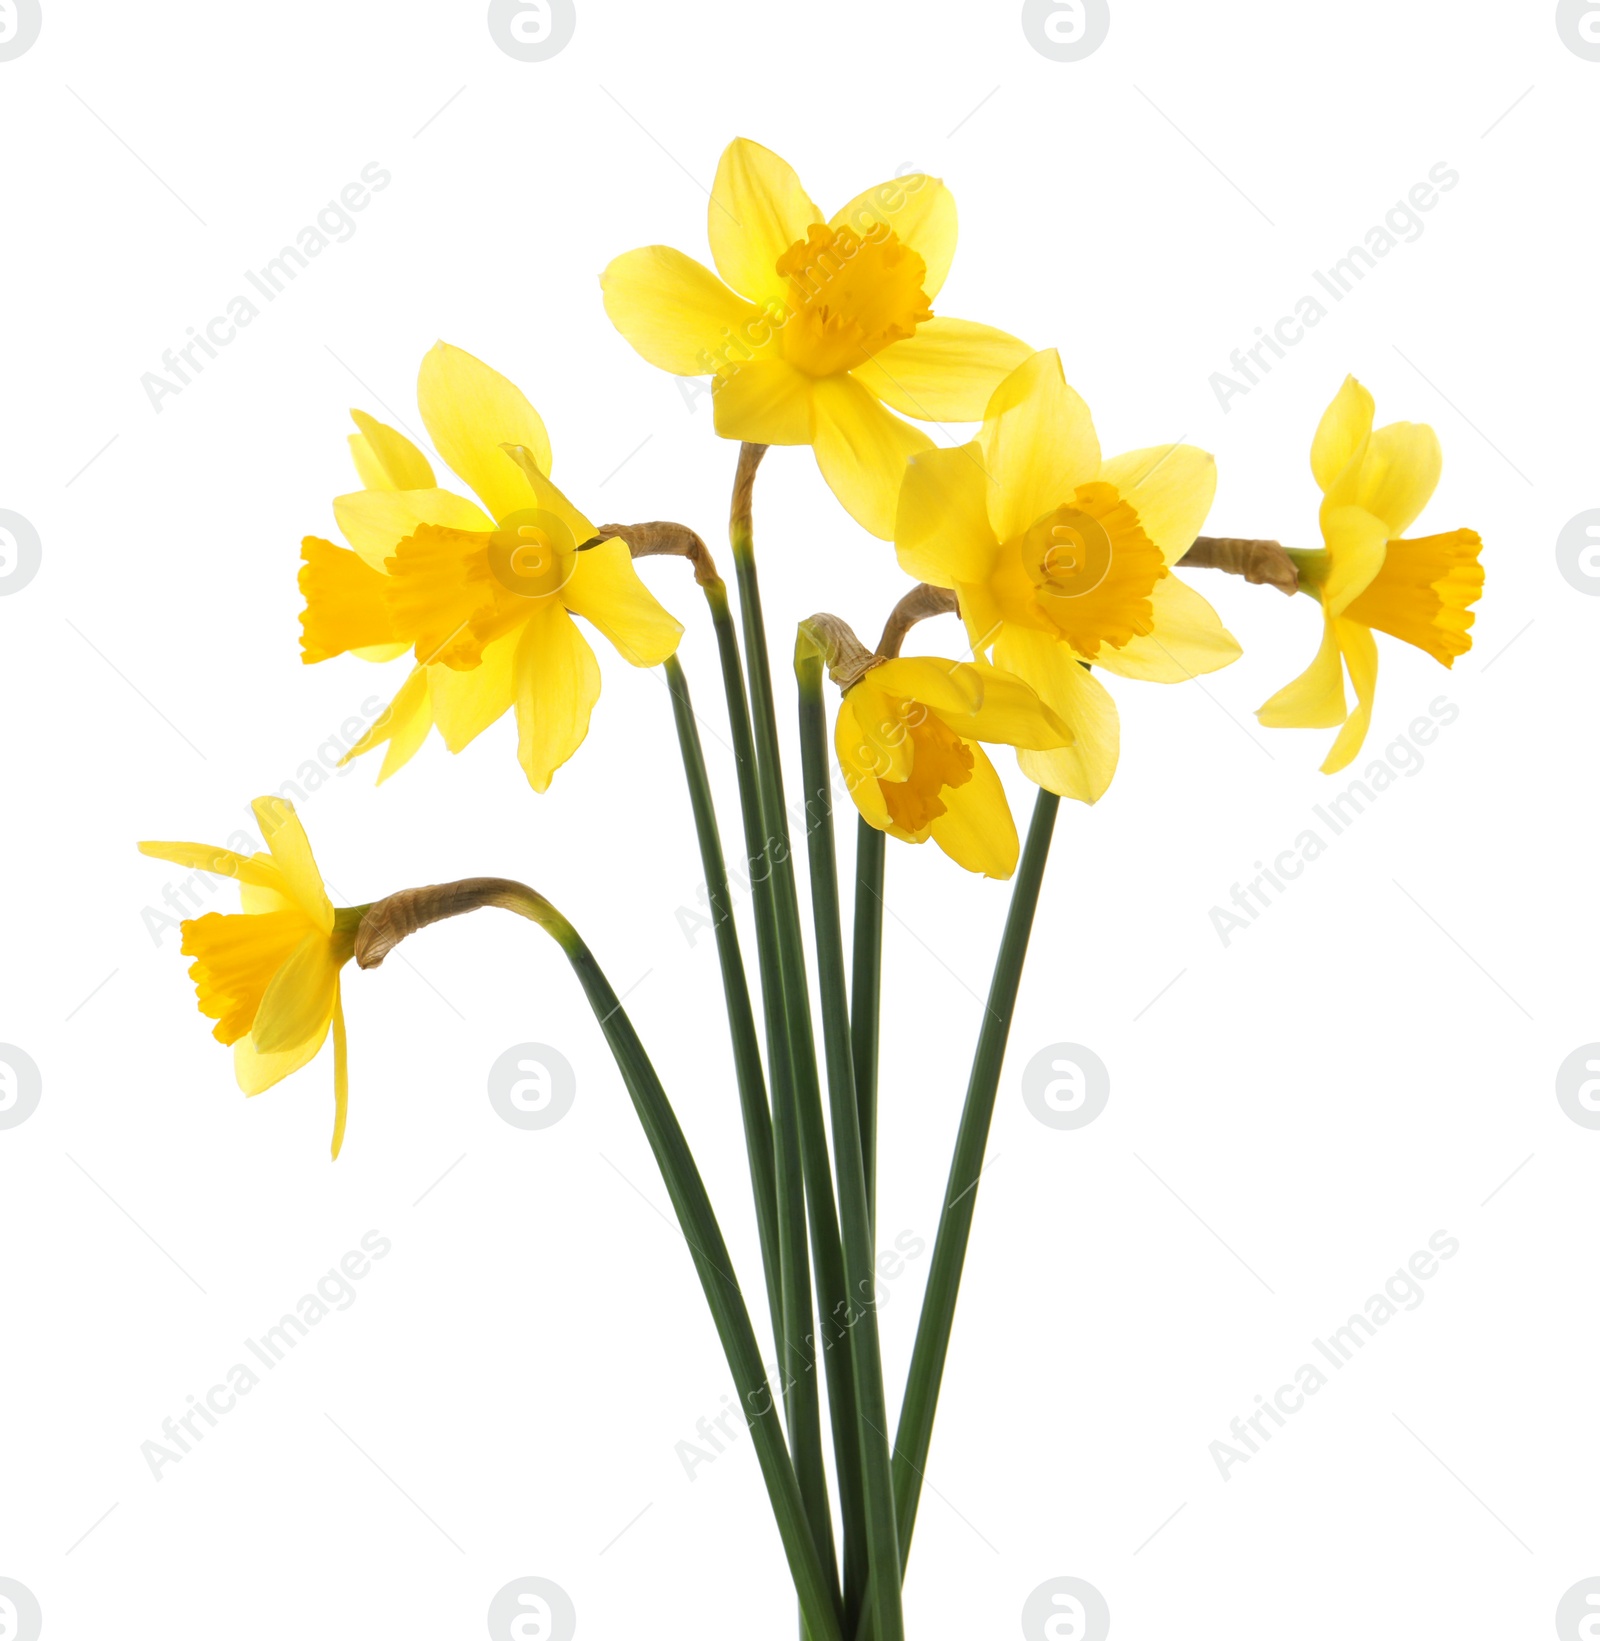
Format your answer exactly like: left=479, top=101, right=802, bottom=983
left=796, top=647, right=905, bottom=1641
left=730, top=443, right=871, bottom=1627
left=663, top=652, right=784, bottom=1356
left=849, top=820, right=885, bottom=1230
left=354, top=881, right=843, bottom=1641
left=703, top=576, right=837, bottom=1603
left=889, top=789, right=1060, bottom=1571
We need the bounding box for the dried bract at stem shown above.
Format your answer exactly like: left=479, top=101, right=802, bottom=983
left=594, top=521, right=721, bottom=587
left=1179, top=536, right=1300, bottom=595
left=797, top=613, right=881, bottom=691
left=877, top=584, right=958, bottom=659
left=355, top=878, right=558, bottom=970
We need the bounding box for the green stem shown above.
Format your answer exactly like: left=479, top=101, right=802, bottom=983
left=795, top=646, right=905, bottom=1641
left=354, top=881, right=843, bottom=1641
left=889, top=789, right=1060, bottom=1572
left=730, top=444, right=870, bottom=1628
left=850, top=820, right=885, bottom=1230
left=703, top=577, right=837, bottom=1603
left=663, top=652, right=784, bottom=1359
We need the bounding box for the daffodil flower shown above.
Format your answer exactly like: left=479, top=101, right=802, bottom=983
left=1257, top=376, right=1484, bottom=773
left=298, top=342, right=684, bottom=791
left=836, top=656, right=1073, bottom=878
left=894, top=350, right=1240, bottom=803
left=140, top=799, right=361, bottom=1159
left=602, top=137, right=1032, bottom=539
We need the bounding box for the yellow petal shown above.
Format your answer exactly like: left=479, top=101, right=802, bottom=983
left=995, top=627, right=1120, bottom=803
left=417, top=342, right=552, bottom=520
left=852, top=317, right=1033, bottom=423
left=497, top=447, right=598, bottom=548
left=709, top=138, right=820, bottom=308
left=1257, top=615, right=1347, bottom=729
left=874, top=657, right=1073, bottom=750
left=250, top=798, right=333, bottom=933
left=252, top=931, right=343, bottom=1055
left=139, top=841, right=285, bottom=893
left=565, top=538, right=683, bottom=666
left=928, top=742, right=1018, bottom=878
left=330, top=983, right=349, bottom=1161
left=712, top=359, right=816, bottom=445
left=233, top=1009, right=333, bottom=1096
left=334, top=486, right=494, bottom=571
left=601, top=246, right=766, bottom=376
left=1341, top=421, right=1443, bottom=538
left=1322, top=620, right=1379, bottom=773
left=342, top=667, right=434, bottom=783
left=1320, top=505, right=1392, bottom=616
left=830, top=173, right=958, bottom=299
left=835, top=696, right=893, bottom=831
left=238, top=868, right=297, bottom=917
left=811, top=376, right=933, bottom=540
left=842, top=675, right=915, bottom=783
left=1096, top=444, right=1216, bottom=568
left=515, top=602, right=602, bottom=792
left=1088, top=575, right=1242, bottom=683
left=349, top=410, right=435, bottom=492
left=980, top=351, right=1101, bottom=542
left=1310, top=376, right=1375, bottom=494
left=894, top=443, right=997, bottom=587
left=866, top=657, right=980, bottom=718
left=431, top=628, right=520, bottom=753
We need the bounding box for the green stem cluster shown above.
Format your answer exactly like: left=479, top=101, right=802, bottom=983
left=412, top=445, right=1062, bottom=1636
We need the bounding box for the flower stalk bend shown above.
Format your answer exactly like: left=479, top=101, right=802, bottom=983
left=354, top=877, right=845, bottom=1641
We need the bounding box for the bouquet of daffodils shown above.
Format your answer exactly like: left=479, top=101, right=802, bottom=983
left=140, top=139, right=1483, bottom=1639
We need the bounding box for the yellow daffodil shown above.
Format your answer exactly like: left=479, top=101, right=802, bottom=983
left=1258, top=376, right=1484, bottom=773
left=298, top=342, right=684, bottom=791
left=601, top=137, right=1032, bottom=539
left=140, top=798, right=360, bottom=1159
left=836, top=656, right=1073, bottom=877
left=894, top=350, right=1239, bottom=803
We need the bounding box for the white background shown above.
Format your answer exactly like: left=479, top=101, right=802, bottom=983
left=1, top=2, right=1595, bottom=1636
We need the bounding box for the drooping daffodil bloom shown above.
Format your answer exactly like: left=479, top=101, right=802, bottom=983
left=140, top=798, right=361, bottom=1159
left=893, top=350, right=1240, bottom=803
left=298, top=342, right=683, bottom=791
left=1257, top=376, right=1484, bottom=773
left=601, top=137, right=1032, bottom=538
left=836, top=656, right=1074, bottom=877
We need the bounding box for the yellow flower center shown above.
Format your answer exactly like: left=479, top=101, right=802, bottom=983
left=775, top=223, right=933, bottom=377
left=1014, top=481, right=1167, bottom=659
left=1343, top=529, right=1484, bottom=665
left=182, top=910, right=317, bottom=1045
left=384, top=510, right=577, bottom=669
left=878, top=706, right=974, bottom=835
